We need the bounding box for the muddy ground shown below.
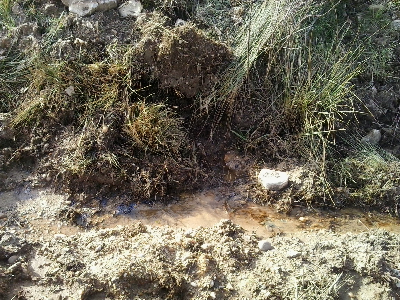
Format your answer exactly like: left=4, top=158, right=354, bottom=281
left=0, top=172, right=400, bottom=299
left=1, top=0, right=400, bottom=299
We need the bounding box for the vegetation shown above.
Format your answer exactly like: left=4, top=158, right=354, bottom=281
left=0, top=0, right=399, bottom=212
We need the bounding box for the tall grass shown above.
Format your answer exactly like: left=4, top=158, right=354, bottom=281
left=0, top=0, right=14, bottom=29
left=209, top=0, right=363, bottom=202
left=209, top=0, right=313, bottom=135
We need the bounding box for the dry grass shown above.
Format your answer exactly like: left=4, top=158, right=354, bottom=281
left=124, top=102, right=186, bottom=154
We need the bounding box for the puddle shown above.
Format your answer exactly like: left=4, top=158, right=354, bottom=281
left=93, top=191, right=400, bottom=238
left=2, top=187, right=400, bottom=239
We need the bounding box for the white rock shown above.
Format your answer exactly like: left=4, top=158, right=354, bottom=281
left=66, top=0, right=118, bottom=17
left=286, top=249, right=301, bottom=258
left=54, top=233, right=67, bottom=240
left=361, top=129, right=381, bottom=145
left=258, top=169, right=289, bottom=191
left=65, top=86, right=75, bottom=96
left=258, top=240, right=273, bottom=251
left=392, top=20, right=400, bottom=31
left=175, top=19, right=186, bottom=27
left=118, top=0, right=142, bottom=18
left=210, top=292, right=216, bottom=299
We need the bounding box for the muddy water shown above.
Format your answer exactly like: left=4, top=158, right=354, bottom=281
left=94, top=191, right=400, bottom=238
left=1, top=187, right=400, bottom=238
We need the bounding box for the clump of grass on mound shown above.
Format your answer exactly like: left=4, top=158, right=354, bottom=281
left=124, top=102, right=186, bottom=154
left=10, top=53, right=198, bottom=199
left=330, top=140, right=400, bottom=212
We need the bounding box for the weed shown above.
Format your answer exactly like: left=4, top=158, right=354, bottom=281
left=209, top=0, right=313, bottom=136
left=330, top=137, right=400, bottom=210
left=0, top=0, right=15, bottom=29
left=0, top=52, right=29, bottom=112
left=124, top=102, right=186, bottom=154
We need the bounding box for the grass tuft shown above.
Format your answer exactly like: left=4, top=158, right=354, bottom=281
left=124, top=102, right=186, bottom=154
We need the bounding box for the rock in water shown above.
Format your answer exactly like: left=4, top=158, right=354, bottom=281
left=258, top=169, right=289, bottom=191
left=361, top=129, right=381, bottom=145
left=118, top=0, right=142, bottom=18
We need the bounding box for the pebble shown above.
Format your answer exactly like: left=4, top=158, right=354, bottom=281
left=201, top=243, right=211, bottom=250
left=258, top=240, right=273, bottom=251
left=65, top=86, right=75, bottom=96
left=392, top=20, right=400, bottom=31
left=54, top=234, right=67, bottom=240
left=8, top=255, right=19, bottom=264
left=210, top=292, right=216, bottom=299
left=298, top=217, right=308, bottom=223
left=95, top=244, right=103, bottom=252
left=361, top=129, right=381, bottom=145
left=286, top=249, right=301, bottom=258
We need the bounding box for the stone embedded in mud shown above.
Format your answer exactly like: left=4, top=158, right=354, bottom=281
left=63, top=0, right=118, bottom=17
left=258, top=240, right=273, bottom=251
left=118, top=0, right=142, bottom=18
left=258, top=169, right=289, bottom=191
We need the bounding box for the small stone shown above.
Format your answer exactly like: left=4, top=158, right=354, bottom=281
left=361, top=129, right=381, bottom=145
left=348, top=291, right=356, bottom=298
left=286, top=249, right=301, bottom=258
left=392, top=20, right=400, bottom=31
left=118, top=0, right=142, bottom=18
left=298, top=217, right=308, bottom=223
left=201, top=243, right=211, bottom=250
left=210, top=292, right=216, bottom=299
left=8, top=255, right=19, bottom=264
left=65, top=86, right=75, bottom=96
left=209, top=279, right=214, bottom=288
left=190, top=281, right=197, bottom=287
left=258, top=240, right=273, bottom=251
left=258, top=169, right=289, bottom=191
left=175, top=19, right=186, bottom=27
left=95, top=244, right=103, bottom=252
left=54, top=234, right=67, bottom=240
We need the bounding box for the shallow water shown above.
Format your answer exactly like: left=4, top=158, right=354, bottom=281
left=93, top=190, right=400, bottom=238
left=2, top=187, right=399, bottom=239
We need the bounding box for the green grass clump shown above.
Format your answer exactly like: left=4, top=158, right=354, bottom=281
left=0, top=0, right=15, bottom=29
left=0, top=52, right=29, bottom=112
left=331, top=143, right=400, bottom=209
